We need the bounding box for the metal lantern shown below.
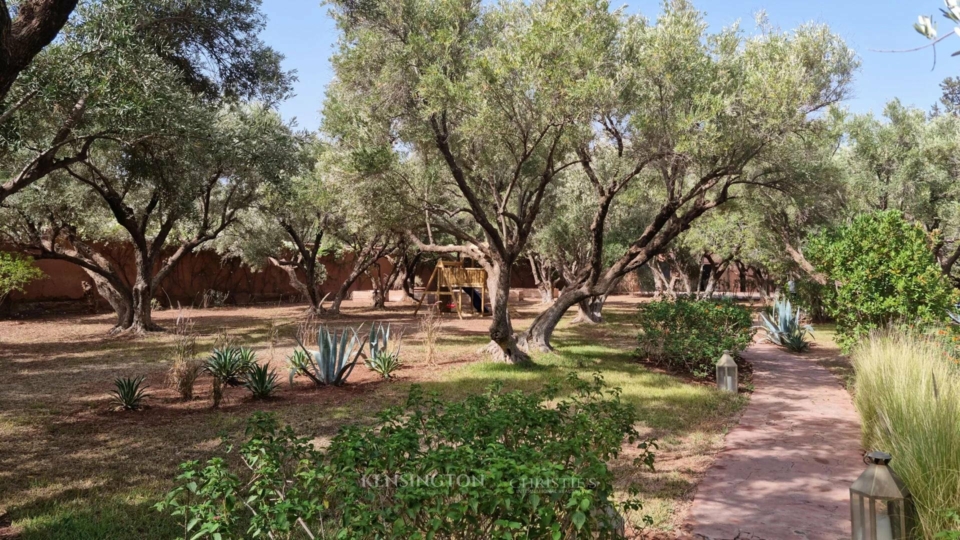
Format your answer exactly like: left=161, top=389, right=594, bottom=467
left=716, top=350, right=737, bottom=393
left=850, top=451, right=914, bottom=540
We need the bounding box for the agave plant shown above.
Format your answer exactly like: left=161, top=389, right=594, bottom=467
left=759, top=296, right=814, bottom=352
left=292, top=325, right=366, bottom=386
left=369, top=322, right=390, bottom=358
left=948, top=304, right=960, bottom=326
left=366, top=350, right=403, bottom=379
left=246, top=362, right=280, bottom=399
left=111, top=375, right=150, bottom=410
left=204, top=347, right=255, bottom=387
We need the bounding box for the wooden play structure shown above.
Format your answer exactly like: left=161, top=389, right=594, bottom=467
left=413, top=260, right=489, bottom=318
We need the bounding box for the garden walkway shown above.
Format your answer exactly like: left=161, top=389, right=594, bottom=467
left=685, top=343, right=863, bottom=540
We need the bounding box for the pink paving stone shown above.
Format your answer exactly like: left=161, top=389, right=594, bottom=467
left=684, top=343, right=864, bottom=540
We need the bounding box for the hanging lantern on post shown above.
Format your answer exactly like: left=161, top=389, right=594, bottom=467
left=850, top=451, right=914, bottom=540
left=716, top=350, right=737, bottom=393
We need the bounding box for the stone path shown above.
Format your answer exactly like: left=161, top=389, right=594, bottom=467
left=685, top=343, right=863, bottom=540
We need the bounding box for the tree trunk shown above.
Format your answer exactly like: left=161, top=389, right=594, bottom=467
left=484, top=260, right=531, bottom=365
left=571, top=276, right=620, bottom=324
left=572, top=297, right=603, bottom=324
left=521, top=287, right=591, bottom=352
left=674, top=260, right=692, bottom=296
left=329, top=280, right=355, bottom=315
left=538, top=284, right=554, bottom=305
left=329, top=261, right=370, bottom=315
left=86, top=271, right=133, bottom=332
left=370, top=258, right=404, bottom=309
left=650, top=261, right=670, bottom=299
left=527, top=253, right=554, bottom=305
left=698, top=260, right=729, bottom=299
left=269, top=258, right=322, bottom=313
left=735, top=260, right=748, bottom=293
left=127, top=255, right=163, bottom=333
left=129, top=282, right=158, bottom=333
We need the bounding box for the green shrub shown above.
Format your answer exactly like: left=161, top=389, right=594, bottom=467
left=111, top=375, right=149, bottom=411
left=852, top=331, right=960, bottom=537
left=245, top=362, right=280, bottom=399
left=157, top=374, right=656, bottom=539
left=807, top=210, right=958, bottom=351
left=635, top=299, right=755, bottom=378
left=0, top=252, right=44, bottom=307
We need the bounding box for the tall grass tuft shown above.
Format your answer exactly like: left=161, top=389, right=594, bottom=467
left=852, top=330, right=960, bottom=537
left=166, top=311, right=201, bottom=401
left=419, top=304, right=443, bottom=366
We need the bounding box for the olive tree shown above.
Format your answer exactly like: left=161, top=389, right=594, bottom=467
left=520, top=4, right=857, bottom=351
left=2, top=106, right=297, bottom=332
left=0, top=0, right=78, bottom=103
left=216, top=140, right=344, bottom=314
left=325, top=0, right=618, bottom=363
left=840, top=102, right=960, bottom=285
left=0, top=0, right=290, bottom=204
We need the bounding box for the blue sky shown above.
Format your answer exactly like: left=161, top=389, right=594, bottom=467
left=260, top=0, right=957, bottom=132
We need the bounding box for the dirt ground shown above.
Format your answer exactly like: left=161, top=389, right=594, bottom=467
left=0, top=295, right=750, bottom=539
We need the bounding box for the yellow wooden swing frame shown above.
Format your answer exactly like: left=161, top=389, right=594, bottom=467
left=413, top=260, right=489, bottom=319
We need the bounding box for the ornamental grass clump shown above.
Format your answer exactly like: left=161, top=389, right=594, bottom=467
left=852, top=330, right=960, bottom=537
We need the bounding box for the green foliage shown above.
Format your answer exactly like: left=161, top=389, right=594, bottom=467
left=286, top=349, right=310, bottom=385
left=111, top=375, right=149, bottom=411
left=158, top=374, right=655, bottom=538
left=204, top=347, right=255, bottom=388
left=292, top=326, right=364, bottom=386
left=852, top=331, right=960, bottom=538
left=807, top=211, right=959, bottom=351
left=759, top=297, right=814, bottom=353
left=936, top=510, right=960, bottom=539
left=789, top=279, right=831, bottom=323
left=245, top=363, right=280, bottom=399
left=636, top=299, right=755, bottom=379
left=365, top=350, right=403, bottom=379
left=0, top=252, right=44, bottom=304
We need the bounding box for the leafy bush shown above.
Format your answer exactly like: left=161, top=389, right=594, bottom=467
left=111, top=375, right=149, bottom=411
left=807, top=210, right=958, bottom=351
left=245, top=362, right=280, bottom=399
left=852, top=331, right=960, bottom=537
left=292, top=325, right=364, bottom=386
left=759, top=296, right=814, bottom=352
left=0, top=252, right=44, bottom=307
left=636, top=299, right=755, bottom=378
left=157, top=374, right=655, bottom=539
left=366, top=350, right=403, bottom=379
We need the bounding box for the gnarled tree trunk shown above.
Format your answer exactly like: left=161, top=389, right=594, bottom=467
left=484, top=259, right=531, bottom=365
